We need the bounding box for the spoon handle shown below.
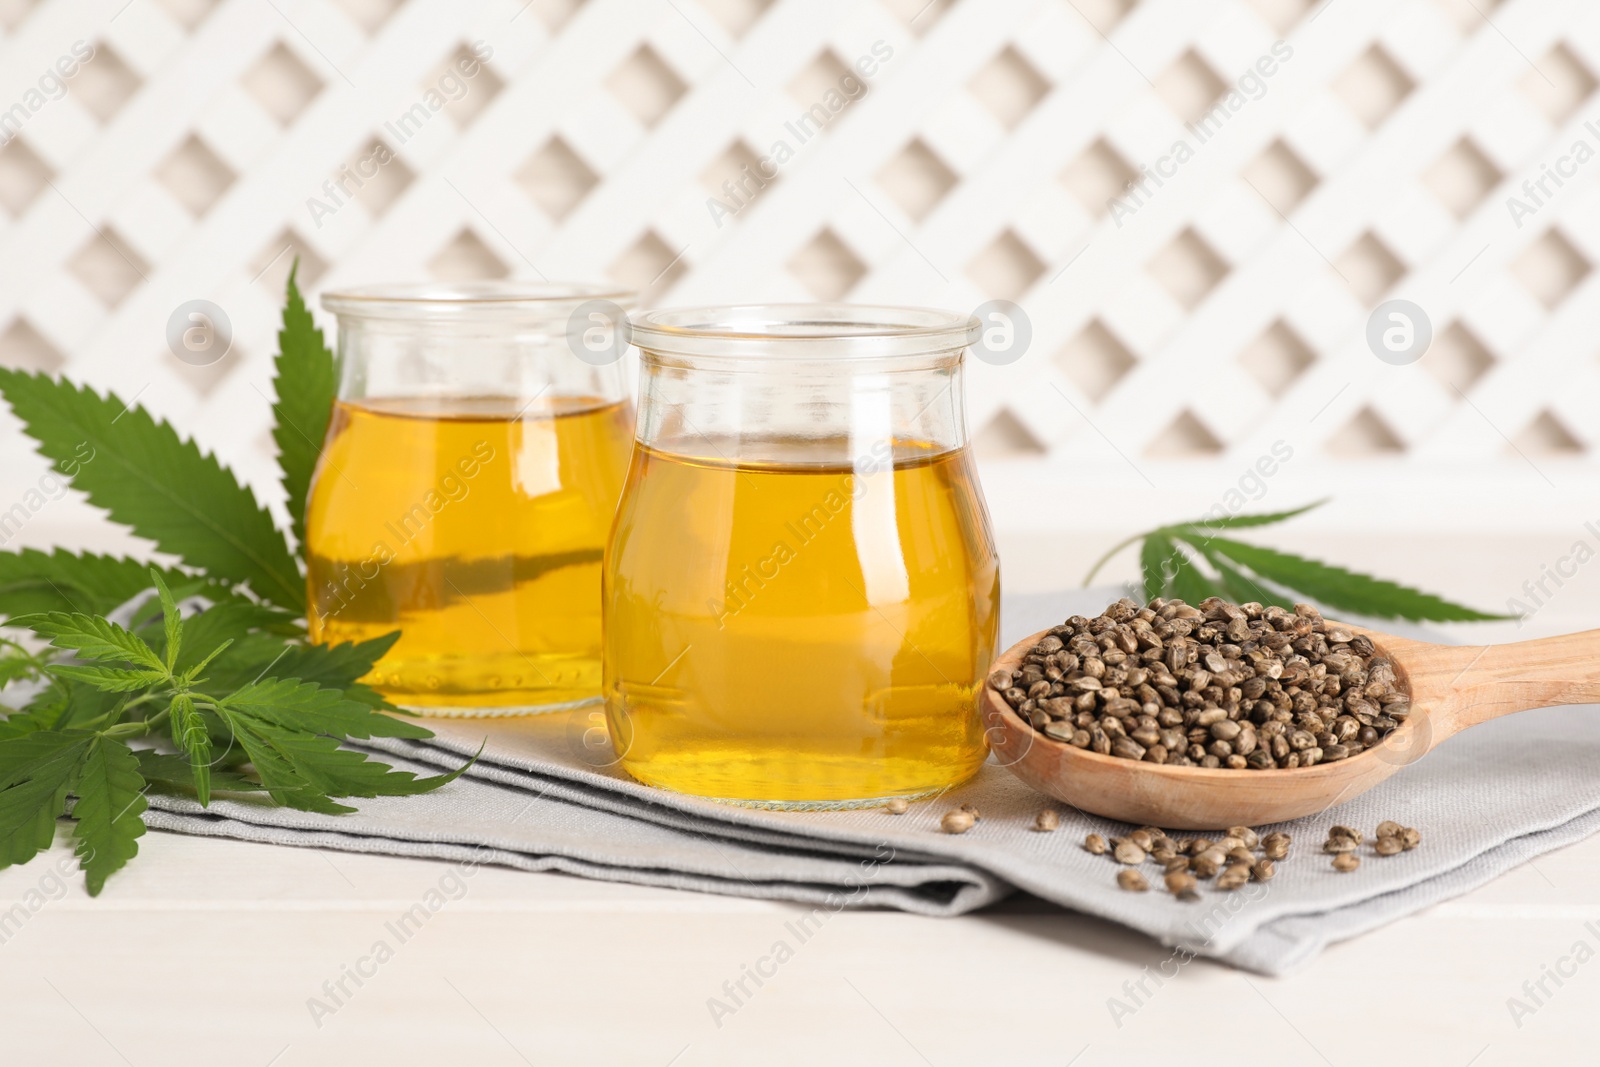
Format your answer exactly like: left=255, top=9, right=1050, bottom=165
left=1414, top=629, right=1600, bottom=737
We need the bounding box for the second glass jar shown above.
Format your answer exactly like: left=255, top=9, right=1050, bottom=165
left=604, top=305, right=1000, bottom=806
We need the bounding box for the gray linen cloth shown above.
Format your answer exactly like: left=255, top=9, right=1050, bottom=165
left=142, top=590, right=1600, bottom=974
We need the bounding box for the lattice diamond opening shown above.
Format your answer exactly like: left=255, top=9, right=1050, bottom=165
left=702, top=140, right=776, bottom=215
left=1511, top=229, right=1590, bottom=309
left=1246, top=0, right=1316, bottom=34
left=0, top=319, right=63, bottom=374
left=1062, top=139, right=1136, bottom=217
left=172, top=345, right=241, bottom=398
left=156, top=135, right=235, bottom=217
left=789, top=51, right=869, bottom=117
left=73, top=44, right=142, bottom=124
left=699, top=0, right=773, bottom=38
left=1243, top=140, right=1318, bottom=215
left=429, top=229, right=509, bottom=281
left=1335, top=232, right=1405, bottom=304
left=1333, top=46, right=1413, bottom=129
left=243, top=43, right=325, bottom=127
left=522, top=0, right=585, bottom=30
left=518, top=137, right=598, bottom=222
left=609, top=47, right=686, bottom=129
left=612, top=231, right=688, bottom=295
left=1512, top=410, right=1583, bottom=456
left=1433, top=0, right=1502, bottom=33
left=1070, top=0, right=1138, bottom=34
left=1326, top=407, right=1404, bottom=455
left=1423, top=138, right=1501, bottom=219
left=1520, top=44, right=1596, bottom=126
left=427, top=45, right=503, bottom=128
left=1056, top=321, right=1136, bottom=403
left=882, top=0, right=956, bottom=34
left=974, top=408, right=1048, bottom=459
left=344, top=138, right=412, bottom=217
left=1423, top=322, right=1494, bottom=393
left=1155, top=51, right=1227, bottom=126
left=155, top=0, right=218, bottom=29
left=1148, top=228, right=1228, bottom=309
left=0, top=0, right=38, bottom=30
left=69, top=228, right=146, bottom=307
left=967, top=230, right=1045, bottom=302
left=789, top=229, right=865, bottom=301
left=331, top=0, right=403, bottom=34
left=0, top=139, right=52, bottom=216
left=878, top=139, right=956, bottom=223
left=969, top=47, right=1049, bottom=131
left=1239, top=322, right=1315, bottom=398
left=251, top=231, right=326, bottom=297
left=1145, top=410, right=1224, bottom=457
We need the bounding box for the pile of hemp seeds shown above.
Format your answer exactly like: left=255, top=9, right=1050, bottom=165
left=987, top=596, right=1411, bottom=769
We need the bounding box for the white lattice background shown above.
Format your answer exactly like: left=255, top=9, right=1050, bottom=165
left=2, top=0, right=1598, bottom=588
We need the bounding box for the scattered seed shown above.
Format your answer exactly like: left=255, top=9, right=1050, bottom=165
left=1332, top=852, right=1360, bottom=872
left=1323, top=836, right=1359, bottom=854
left=1329, top=825, right=1363, bottom=845
left=1376, top=820, right=1404, bottom=838
left=1262, top=832, right=1291, bottom=860
left=1164, top=857, right=1192, bottom=875
left=1191, top=856, right=1219, bottom=879
left=1118, top=869, right=1150, bottom=892
left=884, top=798, right=909, bottom=815
left=1085, top=833, right=1108, bottom=855
left=1165, top=871, right=1198, bottom=895
left=941, top=810, right=976, bottom=834
left=1033, top=809, right=1060, bottom=832
left=1227, top=826, right=1260, bottom=849
left=1217, top=865, right=1251, bottom=891
left=1114, top=840, right=1147, bottom=865
left=1374, top=835, right=1403, bottom=856
left=1400, top=827, right=1421, bottom=850
left=960, top=803, right=982, bottom=821
left=1251, top=859, right=1275, bottom=882
left=1226, top=846, right=1255, bottom=866
left=1128, top=829, right=1154, bottom=851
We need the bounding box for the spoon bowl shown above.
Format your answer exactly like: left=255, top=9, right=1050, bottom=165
left=983, top=621, right=1600, bottom=829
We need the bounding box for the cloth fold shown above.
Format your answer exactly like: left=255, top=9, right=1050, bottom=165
left=142, top=591, right=1600, bottom=974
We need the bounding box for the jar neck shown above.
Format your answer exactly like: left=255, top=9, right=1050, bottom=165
left=634, top=353, right=969, bottom=466
left=337, top=320, right=628, bottom=412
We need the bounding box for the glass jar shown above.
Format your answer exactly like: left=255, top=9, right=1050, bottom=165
left=605, top=304, right=1000, bottom=806
left=309, top=282, right=635, bottom=715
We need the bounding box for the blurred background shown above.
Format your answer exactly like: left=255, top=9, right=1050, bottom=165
left=0, top=0, right=1597, bottom=639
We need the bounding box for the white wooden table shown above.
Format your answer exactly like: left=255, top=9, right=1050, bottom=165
left=4, top=526, right=1598, bottom=1065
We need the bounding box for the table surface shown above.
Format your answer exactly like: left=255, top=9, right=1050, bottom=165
left=4, top=525, right=1599, bottom=1066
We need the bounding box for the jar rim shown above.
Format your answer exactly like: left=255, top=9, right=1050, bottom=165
left=322, top=281, right=634, bottom=319
left=629, top=303, right=981, bottom=361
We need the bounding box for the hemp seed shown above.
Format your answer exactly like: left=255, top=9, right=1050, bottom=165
left=941, top=810, right=976, bottom=834
left=1118, top=869, right=1150, bottom=892
left=1114, top=840, right=1147, bottom=865
left=884, top=798, right=909, bottom=815
left=1033, top=809, right=1060, bottom=832
left=1332, top=852, right=1360, bottom=872
left=1085, top=833, right=1109, bottom=855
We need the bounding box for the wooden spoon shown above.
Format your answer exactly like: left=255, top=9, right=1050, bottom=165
left=982, top=623, right=1600, bottom=829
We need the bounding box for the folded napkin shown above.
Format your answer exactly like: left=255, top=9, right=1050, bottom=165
left=142, top=590, right=1600, bottom=974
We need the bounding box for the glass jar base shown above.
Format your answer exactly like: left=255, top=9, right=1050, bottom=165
left=616, top=759, right=983, bottom=811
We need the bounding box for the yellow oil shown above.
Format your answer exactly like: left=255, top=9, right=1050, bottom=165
left=306, top=395, right=634, bottom=710
left=603, top=440, right=999, bottom=805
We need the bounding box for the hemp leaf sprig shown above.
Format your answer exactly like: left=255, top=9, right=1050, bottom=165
left=0, top=261, right=471, bottom=895
left=1084, top=500, right=1507, bottom=622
